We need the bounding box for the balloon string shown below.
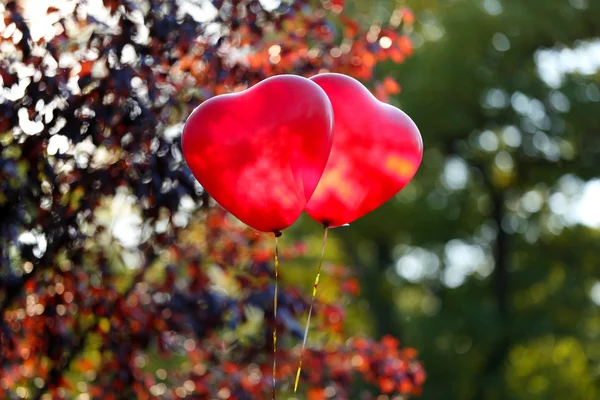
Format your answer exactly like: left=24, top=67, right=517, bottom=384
left=272, top=233, right=281, bottom=400
left=294, top=226, right=329, bottom=393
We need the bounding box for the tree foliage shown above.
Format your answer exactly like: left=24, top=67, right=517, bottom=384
left=329, top=0, right=600, bottom=399
left=0, top=0, right=424, bottom=399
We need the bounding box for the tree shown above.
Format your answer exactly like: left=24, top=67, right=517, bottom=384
left=327, top=0, right=600, bottom=399
left=0, top=0, right=424, bottom=398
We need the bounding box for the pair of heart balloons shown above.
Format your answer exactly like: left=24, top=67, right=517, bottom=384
left=182, top=73, right=423, bottom=233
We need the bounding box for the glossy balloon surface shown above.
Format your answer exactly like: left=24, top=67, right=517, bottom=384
left=306, top=73, right=423, bottom=227
left=182, top=75, right=334, bottom=232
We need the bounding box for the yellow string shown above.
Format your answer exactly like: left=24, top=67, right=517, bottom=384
left=272, top=232, right=280, bottom=400
left=294, top=227, right=329, bottom=393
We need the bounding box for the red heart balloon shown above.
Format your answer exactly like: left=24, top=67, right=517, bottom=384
left=306, top=73, right=423, bottom=227
left=182, top=75, right=334, bottom=233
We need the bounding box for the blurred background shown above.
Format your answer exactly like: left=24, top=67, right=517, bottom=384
left=1, top=0, right=600, bottom=399
left=327, top=1, right=600, bottom=399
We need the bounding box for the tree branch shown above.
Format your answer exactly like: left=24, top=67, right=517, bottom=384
left=468, top=162, right=510, bottom=400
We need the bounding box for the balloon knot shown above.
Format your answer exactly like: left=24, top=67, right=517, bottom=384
left=273, top=230, right=283, bottom=238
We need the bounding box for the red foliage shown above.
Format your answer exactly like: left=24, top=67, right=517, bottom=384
left=0, top=0, right=423, bottom=398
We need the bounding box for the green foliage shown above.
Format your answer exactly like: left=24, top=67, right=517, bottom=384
left=507, top=336, right=596, bottom=400
left=300, top=0, right=600, bottom=399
